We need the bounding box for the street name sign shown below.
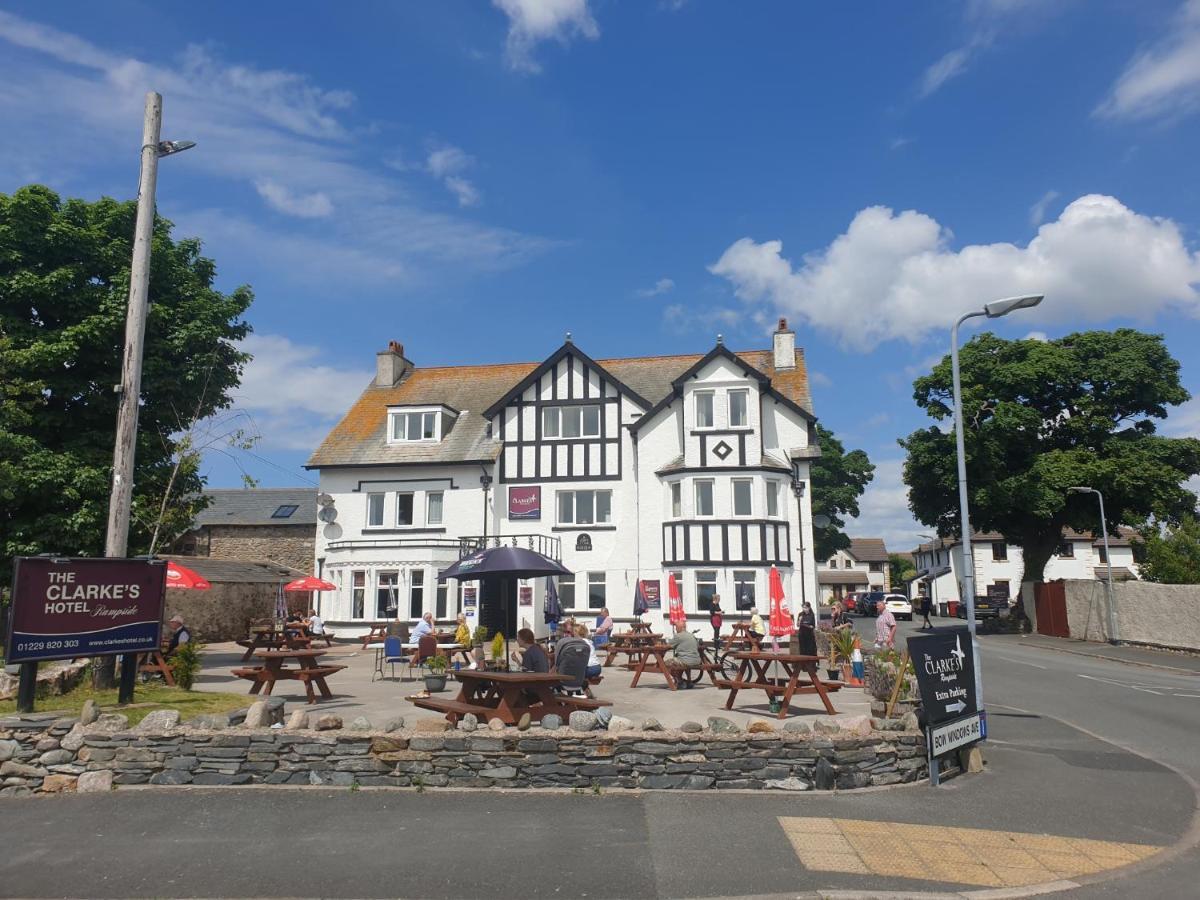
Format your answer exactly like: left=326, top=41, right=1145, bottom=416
left=906, top=625, right=978, bottom=726
left=6, top=557, right=167, bottom=663
left=929, top=713, right=983, bottom=756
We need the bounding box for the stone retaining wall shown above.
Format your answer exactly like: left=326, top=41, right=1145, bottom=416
left=0, top=711, right=928, bottom=797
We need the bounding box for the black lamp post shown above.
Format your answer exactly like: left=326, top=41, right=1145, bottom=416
left=480, top=473, right=493, bottom=541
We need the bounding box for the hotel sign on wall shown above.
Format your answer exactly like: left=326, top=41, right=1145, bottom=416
left=5, top=557, right=167, bottom=664
left=508, top=486, right=541, bottom=520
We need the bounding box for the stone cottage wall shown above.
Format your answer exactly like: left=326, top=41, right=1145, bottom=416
left=0, top=713, right=929, bottom=796
left=206, top=525, right=315, bottom=575
left=163, top=583, right=280, bottom=642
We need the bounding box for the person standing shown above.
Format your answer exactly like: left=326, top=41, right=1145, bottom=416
left=919, top=593, right=933, bottom=630
left=874, top=598, right=897, bottom=649
left=797, top=602, right=817, bottom=656
left=709, top=594, right=724, bottom=651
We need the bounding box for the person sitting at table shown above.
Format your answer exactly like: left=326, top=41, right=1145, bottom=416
left=749, top=609, right=766, bottom=646
left=665, top=620, right=701, bottom=688
left=410, top=611, right=435, bottom=642
left=306, top=608, right=325, bottom=636
left=454, top=613, right=470, bottom=647
left=511, top=628, right=549, bottom=673
left=164, top=614, right=191, bottom=656
left=592, top=607, right=613, bottom=648
left=284, top=610, right=304, bottom=637
left=574, top=622, right=603, bottom=679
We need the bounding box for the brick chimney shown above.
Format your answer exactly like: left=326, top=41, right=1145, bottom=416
left=773, top=317, right=795, bottom=371
left=376, top=340, right=412, bottom=387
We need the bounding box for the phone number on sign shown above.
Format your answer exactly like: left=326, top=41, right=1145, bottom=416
left=14, top=639, right=81, bottom=653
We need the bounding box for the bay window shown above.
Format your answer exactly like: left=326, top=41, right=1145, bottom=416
left=694, top=480, right=714, bottom=517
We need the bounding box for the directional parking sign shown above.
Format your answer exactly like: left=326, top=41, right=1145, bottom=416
left=906, top=626, right=978, bottom=727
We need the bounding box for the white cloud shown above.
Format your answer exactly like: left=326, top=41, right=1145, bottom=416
left=1097, top=0, right=1200, bottom=123
left=493, top=0, right=599, bottom=73
left=637, top=277, right=676, bottom=297
left=444, top=176, right=481, bottom=208
left=1028, top=189, right=1059, bottom=227
left=426, top=145, right=473, bottom=178
left=710, top=194, right=1200, bottom=351
left=0, top=13, right=545, bottom=284
left=919, top=43, right=981, bottom=98
left=231, top=334, right=372, bottom=452
left=662, top=303, right=739, bottom=335
left=850, top=459, right=926, bottom=554
left=810, top=370, right=833, bottom=388
left=254, top=179, right=334, bottom=218
left=889, top=136, right=915, bottom=151
left=1024, top=330, right=1049, bottom=342
left=1164, top=396, right=1200, bottom=438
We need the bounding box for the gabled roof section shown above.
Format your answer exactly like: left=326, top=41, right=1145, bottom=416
left=846, top=538, right=890, bottom=563
left=632, top=343, right=816, bottom=430
left=481, top=341, right=653, bottom=419
left=194, top=488, right=317, bottom=527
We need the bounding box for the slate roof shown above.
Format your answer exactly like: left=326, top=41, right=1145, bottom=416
left=914, top=527, right=1141, bottom=554
left=818, top=570, right=870, bottom=585
left=159, top=556, right=306, bottom=583
left=194, top=488, right=317, bottom=527
left=1094, top=566, right=1137, bottom=580
left=308, top=344, right=815, bottom=469
left=846, top=538, right=889, bottom=562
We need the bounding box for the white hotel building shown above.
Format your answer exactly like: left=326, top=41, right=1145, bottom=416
left=306, top=322, right=821, bottom=636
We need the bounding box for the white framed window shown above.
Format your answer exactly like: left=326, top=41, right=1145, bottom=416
left=376, top=570, right=399, bottom=618
left=396, top=492, right=414, bottom=527
left=588, top=572, right=606, bottom=610
left=732, top=479, right=753, bottom=517
left=542, top=404, right=600, bottom=439
left=670, top=482, right=681, bottom=518
left=556, top=489, right=612, bottom=525
left=696, top=570, right=717, bottom=611
left=559, top=574, right=576, bottom=609
left=766, top=481, right=781, bottom=518
left=427, top=491, right=444, bottom=526
left=733, top=570, right=756, bottom=609
left=409, top=569, right=425, bottom=618
left=389, top=409, right=438, bottom=442
left=351, top=570, right=366, bottom=619
left=694, top=479, right=714, bottom=517
left=729, top=390, right=749, bottom=427
left=695, top=391, right=715, bottom=428
left=366, top=492, right=385, bottom=527
left=435, top=582, right=449, bottom=619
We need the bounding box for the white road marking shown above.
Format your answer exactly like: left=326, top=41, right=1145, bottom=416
left=1077, top=673, right=1164, bottom=695
left=991, top=654, right=1048, bottom=669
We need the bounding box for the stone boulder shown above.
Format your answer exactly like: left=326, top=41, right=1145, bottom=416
left=40, top=774, right=77, bottom=793
left=568, top=711, right=598, bottom=732
left=783, top=720, right=811, bottom=734
left=284, top=710, right=309, bottom=731
left=459, top=713, right=478, bottom=732
left=39, top=749, right=74, bottom=766
left=314, top=714, right=343, bottom=731
left=747, top=720, right=776, bottom=734
left=381, top=716, right=405, bottom=733
left=487, top=718, right=506, bottom=732
left=706, top=717, right=739, bottom=734
left=76, top=770, right=114, bottom=793
left=640, top=718, right=664, bottom=732
left=91, top=713, right=129, bottom=733
left=243, top=701, right=272, bottom=729
left=0, top=740, right=18, bottom=762
left=135, top=709, right=181, bottom=733
left=607, top=716, right=634, bottom=733
left=594, top=707, right=613, bottom=728
left=517, top=713, right=532, bottom=731
left=679, top=721, right=703, bottom=734
left=60, top=725, right=86, bottom=752
left=79, top=699, right=100, bottom=725
left=539, top=714, right=562, bottom=731
left=349, top=716, right=373, bottom=731
left=185, top=713, right=229, bottom=730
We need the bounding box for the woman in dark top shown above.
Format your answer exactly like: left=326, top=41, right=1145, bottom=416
left=709, top=596, right=724, bottom=651
left=797, top=602, right=817, bottom=657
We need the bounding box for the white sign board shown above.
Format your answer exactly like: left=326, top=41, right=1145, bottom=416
left=929, top=713, right=982, bottom=756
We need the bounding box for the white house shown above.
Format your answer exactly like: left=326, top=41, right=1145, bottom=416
left=817, top=537, right=890, bottom=602
left=911, top=529, right=1141, bottom=612
left=306, top=322, right=821, bottom=636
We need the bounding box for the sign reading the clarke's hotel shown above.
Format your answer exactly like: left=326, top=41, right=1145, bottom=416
left=6, top=557, right=167, bottom=664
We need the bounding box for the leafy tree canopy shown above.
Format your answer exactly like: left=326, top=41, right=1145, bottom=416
left=0, top=185, right=253, bottom=585
left=901, top=329, right=1200, bottom=584
left=889, top=552, right=916, bottom=590
left=810, top=424, right=875, bottom=561
left=1139, top=516, right=1200, bottom=584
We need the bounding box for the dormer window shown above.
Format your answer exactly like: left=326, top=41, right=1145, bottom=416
left=388, top=406, right=453, bottom=443
left=543, top=404, right=600, bottom=439
left=729, top=390, right=749, bottom=427
left=695, top=391, right=715, bottom=428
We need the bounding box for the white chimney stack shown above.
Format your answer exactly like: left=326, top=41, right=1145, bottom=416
left=376, top=340, right=411, bottom=387
left=773, top=317, right=795, bottom=370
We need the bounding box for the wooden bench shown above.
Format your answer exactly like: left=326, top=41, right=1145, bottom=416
left=409, top=697, right=485, bottom=724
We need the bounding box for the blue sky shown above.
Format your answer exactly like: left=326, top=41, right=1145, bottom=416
left=2, top=0, right=1199, bottom=551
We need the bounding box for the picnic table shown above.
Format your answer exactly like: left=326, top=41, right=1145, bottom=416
left=629, top=642, right=686, bottom=691
left=713, top=650, right=840, bottom=719
left=629, top=621, right=653, bottom=634
left=409, top=669, right=611, bottom=725
left=604, top=631, right=662, bottom=669
left=237, top=629, right=311, bottom=662
left=370, top=642, right=468, bottom=680
left=137, top=646, right=175, bottom=686
left=231, top=648, right=346, bottom=704
left=360, top=623, right=391, bottom=649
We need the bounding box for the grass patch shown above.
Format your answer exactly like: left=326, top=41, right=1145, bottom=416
left=0, top=682, right=248, bottom=727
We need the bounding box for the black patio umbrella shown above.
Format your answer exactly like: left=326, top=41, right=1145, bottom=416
left=438, top=546, right=571, bottom=582
left=438, top=546, right=572, bottom=664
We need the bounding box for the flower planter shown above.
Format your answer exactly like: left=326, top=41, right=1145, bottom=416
left=423, top=674, right=448, bottom=693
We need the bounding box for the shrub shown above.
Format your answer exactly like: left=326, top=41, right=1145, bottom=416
left=170, top=641, right=204, bottom=690
left=490, top=631, right=506, bottom=661
left=471, top=625, right=489, bottom=645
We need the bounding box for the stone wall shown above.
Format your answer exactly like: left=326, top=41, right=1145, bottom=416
left=164, top=583, right=281, bottom=643
left=206, top=525, right=314, bottom=575
left=1060, top=579, right=1200, bottom=650
left=0, top=711, right=929, bottom=797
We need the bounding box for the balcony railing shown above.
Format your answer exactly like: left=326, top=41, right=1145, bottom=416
left=458, top=534, right=562, bottom=561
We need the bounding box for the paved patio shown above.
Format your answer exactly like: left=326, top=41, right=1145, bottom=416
left=195, top=640, right=872, bottom=728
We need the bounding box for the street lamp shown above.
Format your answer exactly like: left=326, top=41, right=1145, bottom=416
left=951, top=294, right=1043, bottom=711
left=102, top=91, right=194, bottom=700
left=1069, top=487, right=1119, bottom=645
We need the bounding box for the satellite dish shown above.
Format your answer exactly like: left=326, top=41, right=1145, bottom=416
left=317, top=492, right=334, bottom=506
left=319, top=506, right=338, bottom=523
left=813, top=515, right=831, bottom=529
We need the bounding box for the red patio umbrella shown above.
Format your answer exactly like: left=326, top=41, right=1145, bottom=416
left=768, top=566, right=795, bottom=639
left=667, top=572, right=686, bottom=628
left=165, top=560, right=211, bottom=590
left=283, top=576, right=337, bottom=592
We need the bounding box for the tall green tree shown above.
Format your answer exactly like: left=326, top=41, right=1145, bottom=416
left=810, top=424, right=875, bottom=561
left=1139, top=516, right=1200, bottom=584
left=901, top=330, right=1200, bottom=585
left=0, top=185, right=253, bottom=587
left=888, top=552, right=916, bottom=591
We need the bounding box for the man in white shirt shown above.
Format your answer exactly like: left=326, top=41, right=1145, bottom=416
left=306, top=609, right=324, bottom=635
left=411, top=611, right=435, bottom=641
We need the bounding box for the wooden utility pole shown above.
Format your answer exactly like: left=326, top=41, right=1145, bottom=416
left=95, top=92, right=163, bottom=694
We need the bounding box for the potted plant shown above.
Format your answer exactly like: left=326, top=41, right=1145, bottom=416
left=423, top=654, right=449, bottom=692
left=471, top=625, right=489, bottom=648
left=489, top=631, right=507, bottom=670
left=829, top=628, right=858, bottom=684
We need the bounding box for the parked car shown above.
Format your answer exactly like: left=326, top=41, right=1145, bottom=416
left=859, top=591, right=887, bottom=616
left=842, top=591, right=866, bottom=615
left=883, top=593, right=912, bottom=621
left=954, top=594, right=1010, bottom=619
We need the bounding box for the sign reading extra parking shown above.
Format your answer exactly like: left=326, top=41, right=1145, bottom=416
left=6, top=557, right=167, bottom=663
left=906, top=625, right=978, bottom=727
